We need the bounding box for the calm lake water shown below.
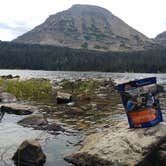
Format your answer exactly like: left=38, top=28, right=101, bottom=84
left=0, top=69, right=166, bottom=83
left=0, top=70, right=165, bottom=166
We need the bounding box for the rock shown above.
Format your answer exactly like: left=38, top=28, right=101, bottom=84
left=90, top=103, right=99, bottom=111
left=1, top=103, right=33, bottom=115
left=18, top=115, right=48, bottom=127
left=43, top=122, right=65, bottom=133
left=76, top=94, right=91, bottom=101
left=65, top=107, right=85, bottom=116
left=67, top=102, right=75, bottom=106
left=12, top=139, right=46, bottom=166
left=0, top=74, right=20, bottom=79
left=96, top=93, right=107, bottom=99
left=157, top=84, right=165, bottom=93
left=0, top=86, right=5, bottom=93
left=56, top=92, right=73, bottom=104
left=0, top=92, right=17, bottom=103
left=18, top=115, right=65, bottom=133
left=65, top=121, right=166, bottom=166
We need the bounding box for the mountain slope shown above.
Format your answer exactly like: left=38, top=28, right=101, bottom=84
left=155, top=31, right=166, bottom=47
left=13, top=4, right=154, bottom=51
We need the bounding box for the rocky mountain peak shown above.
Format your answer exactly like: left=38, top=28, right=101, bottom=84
left=69, top=4, right=112, bottom=16
left=156, top=31, right=166, bottom=39
left=155, top=31, right=166, bottom=47
left=13, top=4, right=154, bottom=51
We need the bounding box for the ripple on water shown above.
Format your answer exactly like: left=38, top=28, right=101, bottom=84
left=0, top=113, right=83, bottom=166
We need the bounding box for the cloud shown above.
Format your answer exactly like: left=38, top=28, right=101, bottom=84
left=0, top=22, right=29, bottom=32
left=0, top=21, right=32, bottom=41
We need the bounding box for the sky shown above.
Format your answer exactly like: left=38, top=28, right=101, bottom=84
left=0, top=0, right=165, bottom=41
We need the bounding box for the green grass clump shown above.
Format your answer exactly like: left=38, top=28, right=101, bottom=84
left=0, top=78, right=53, bottom=101
left=61, top=79, right=100, bottom=95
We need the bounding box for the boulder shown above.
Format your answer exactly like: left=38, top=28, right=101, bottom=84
left=56, top=92, right=73, bottom=104
left=12, top=139, right=46, bottom=166
left=1, top=103, right=33, bottom=115
left=18, top=115, right=65, bottom=133
left=18, top=115, right=48, bottom=127
left=65, top=121, right=166, bottom=166
left=0, top=92, right=17, bottom=103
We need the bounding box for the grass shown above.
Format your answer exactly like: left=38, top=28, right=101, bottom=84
left=0, top=78, right=53, bottom=101
left=61, top=79, right=100, bottom=95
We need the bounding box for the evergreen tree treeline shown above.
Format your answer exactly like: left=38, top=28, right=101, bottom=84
left=0, top=41, right=166, bottom=73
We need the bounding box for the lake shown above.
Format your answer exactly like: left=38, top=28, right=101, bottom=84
left=0, top=69, right=166, bottom=84
left=0, top=70, right=165, bottom=166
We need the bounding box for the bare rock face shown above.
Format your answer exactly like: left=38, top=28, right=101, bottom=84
left=12, top=139, right=46, bottom=166
left=65, top=121, right=166, bottom=166
left=13, top=5, right=154, bottom=51
left=155, top=31, right=166, bottom=47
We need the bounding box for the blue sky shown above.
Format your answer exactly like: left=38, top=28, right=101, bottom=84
left=0, top=0, right=165, bottom=41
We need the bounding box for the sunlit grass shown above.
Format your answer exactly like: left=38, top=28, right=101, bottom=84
left=0, top=78, right=53, bottom=101
left=61, top=79, right=100, bottom=95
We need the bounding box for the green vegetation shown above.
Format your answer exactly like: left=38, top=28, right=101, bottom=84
left=0, top=41, right=166, bottom=72
left=0, top=78, right=53, bottom=101
left=61, top=79, right=99, bottom=95
left=81, top=42, right=88, bottom=49
left=94, top=45, right=101, bottom=49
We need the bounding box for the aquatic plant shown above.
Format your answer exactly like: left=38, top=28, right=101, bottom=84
left=0, top=78, right=53, bottom=101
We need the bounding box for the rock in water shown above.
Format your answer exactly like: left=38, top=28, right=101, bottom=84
left=1, top=103, right=34, bottom=115
left=0, top=92, right=17, bottom=103
left=18, top=115, right=65, bottom=134
left=65, top=121, right=166, bottom=166
left=12, top=139, right=46, bottom=166
left=56, top=92, right=73, bottom=104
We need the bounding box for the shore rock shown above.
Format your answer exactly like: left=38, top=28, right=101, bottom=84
left=1, top=103, right=33, bottom=115
left=65, top=121, right=166, bottom=166
left=12, top=139, right=46, bottom=166
left=0, top=74, right=20, bottom=79
left=18, top=115, right=65, bottom=133
left=0, top=92, right=17, bottom=103
left=56, top=92, right=73, bottom=104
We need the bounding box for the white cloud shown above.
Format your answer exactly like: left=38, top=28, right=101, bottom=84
left=0, top=0, right=165, bottom=41
left=0, top=29, right=16, bottom=41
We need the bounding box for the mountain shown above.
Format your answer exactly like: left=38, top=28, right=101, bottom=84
left=155, top=31, right=166, bottom=47
left=13, top=4, right=154, bottom=51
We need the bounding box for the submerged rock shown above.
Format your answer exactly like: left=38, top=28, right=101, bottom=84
left=18, top=115, right=65, bottom=134
left=18, top=115, right=48, bottom=127
left=56, top=92, right=73, bottom=104
left=0, top=92, right=17, bottom=103
left=12, top=139, right=46, bottom=166
left=1, top=103, right=34, bottom=115
left=65, top=121, right=166, bottom=166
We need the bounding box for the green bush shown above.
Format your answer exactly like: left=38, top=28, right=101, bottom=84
left=94, top=45, right=101, bottom=49
left=81, top=42, right=88, bottom=49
